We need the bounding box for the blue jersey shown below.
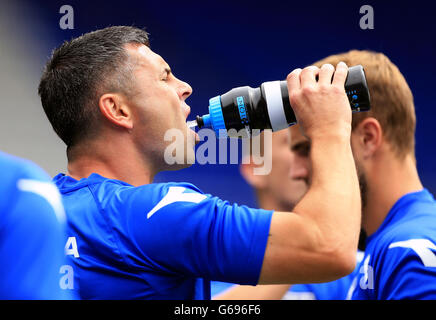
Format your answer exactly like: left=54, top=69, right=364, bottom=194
left=0, top=151, right=71, bottom=299
left=53, top=173, right=273, bottom=300
left=348, top=189, right=436, bottom=300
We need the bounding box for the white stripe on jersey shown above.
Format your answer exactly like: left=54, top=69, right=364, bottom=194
left=17, top=179, right=66, bottom=224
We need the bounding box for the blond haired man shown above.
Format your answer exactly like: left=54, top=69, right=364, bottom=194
left=290, top=50, right=436, bottom=299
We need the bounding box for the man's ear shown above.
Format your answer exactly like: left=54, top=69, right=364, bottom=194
left=353, top=117, right=383, bottom=159
left=239, top=156, right=268, bottom=189
left=98, top=93, right=133, bottom=130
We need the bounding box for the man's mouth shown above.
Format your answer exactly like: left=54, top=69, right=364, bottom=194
left=187, top=119, right=198, bottom=129
left=187, top=120, right=200, bottom=143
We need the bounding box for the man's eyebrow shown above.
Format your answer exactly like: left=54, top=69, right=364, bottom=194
left=159, top=66, right=172, bottom=79
left=162, top=65, right=172, bottom=75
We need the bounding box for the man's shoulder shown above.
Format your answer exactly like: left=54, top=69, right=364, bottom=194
left=374, top=191, right=436, bottom=246
left=89, top=179, right=212, bottom=216
left=364, top=193, right=436, bottom=277
left=0, top=151, right=54, bottom=213
left=0, top=151, right=50, bottom=185
left=382, top=204, right=436, bottom=247
left=367, top=195, right=436, bottom=279
left=99, top=180, right=207, bottom=200
left=371, top=216, right=436, bottom=299
left=0, top=153, right=65, bottom=257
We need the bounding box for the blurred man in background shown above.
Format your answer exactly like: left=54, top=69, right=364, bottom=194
left=0, top=151, right=71, bottom=299
left=290, top=50, right=436, bottom=299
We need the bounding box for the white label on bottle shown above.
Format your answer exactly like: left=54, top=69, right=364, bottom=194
left=263, top=81, right=288, bottom=132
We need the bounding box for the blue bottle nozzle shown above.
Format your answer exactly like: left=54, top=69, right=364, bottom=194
left=196, top=96, right=227, bottom=137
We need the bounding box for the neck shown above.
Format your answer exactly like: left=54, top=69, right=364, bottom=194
left=362, top=152, right=423, bottom=236
left=67, top=135, right=156, bottom=187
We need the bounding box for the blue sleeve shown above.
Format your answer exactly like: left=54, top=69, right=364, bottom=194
left=0, top=160, right=71, bottom=299
left=210, top=281, right=236, bottom=297
left=377, top=239, right=436, bottom=300
left=130, top=184, right=273, bottom=285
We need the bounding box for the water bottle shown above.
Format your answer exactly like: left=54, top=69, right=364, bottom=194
left=192, top=65, right=370, bottom=138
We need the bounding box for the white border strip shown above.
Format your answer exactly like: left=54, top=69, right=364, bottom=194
left=263, top=81, right=288, bottom=131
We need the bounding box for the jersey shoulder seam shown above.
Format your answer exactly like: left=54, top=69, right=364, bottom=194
left=86, top=183, right=139, bottom=274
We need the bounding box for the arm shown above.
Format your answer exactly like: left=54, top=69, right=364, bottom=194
left=258, top=63, right=361, bottom=284
left=213, top=284, right=291, bottom=300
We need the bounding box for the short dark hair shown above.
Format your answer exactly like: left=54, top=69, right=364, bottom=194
left=38, top=26, right=150, bottom=147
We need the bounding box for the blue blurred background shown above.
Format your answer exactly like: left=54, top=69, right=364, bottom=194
left=0, top=0, right=434, bottom=208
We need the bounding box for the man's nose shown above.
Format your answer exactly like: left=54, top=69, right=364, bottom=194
left=177, top=79, right=193, bottom=101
